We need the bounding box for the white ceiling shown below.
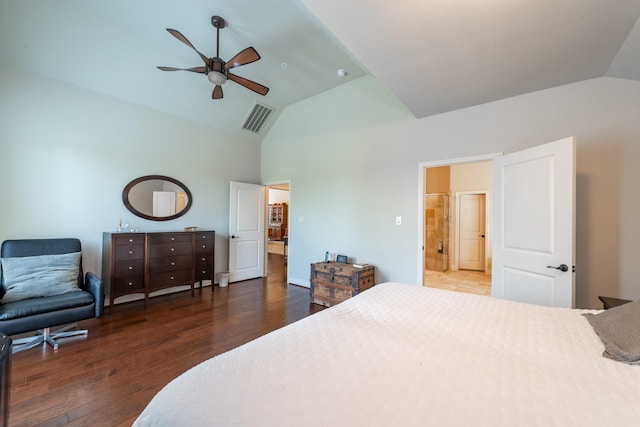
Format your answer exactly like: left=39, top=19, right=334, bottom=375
left=2, top=0, right=640, bottom=141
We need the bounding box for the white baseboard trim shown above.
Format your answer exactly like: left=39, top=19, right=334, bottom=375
left=288, top=276, right=310, bottom=288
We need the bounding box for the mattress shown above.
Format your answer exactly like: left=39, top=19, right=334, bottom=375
left=133, top=282, right=640, bottom=426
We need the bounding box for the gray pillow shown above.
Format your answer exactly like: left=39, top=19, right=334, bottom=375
left=584, top=300, right=640, bottom=364
left=1, top=252, right=82, bottom=303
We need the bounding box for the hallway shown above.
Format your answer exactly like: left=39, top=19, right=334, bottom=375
left=424, top=269, right=491, bottom=296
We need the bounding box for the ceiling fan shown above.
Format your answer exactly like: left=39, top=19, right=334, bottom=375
left=158, top=15, right=269, bottom=100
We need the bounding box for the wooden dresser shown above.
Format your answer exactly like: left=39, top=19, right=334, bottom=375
left=103, top=230, right=215, bottom=312
left=310, top=262, right=375, bottom=307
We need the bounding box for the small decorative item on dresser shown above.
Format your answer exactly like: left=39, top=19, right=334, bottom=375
left=336, top=254, right=348, bottom=263
left=310, top=262, right=375, bottom=307
left=353, top=263, right=370, bottom=268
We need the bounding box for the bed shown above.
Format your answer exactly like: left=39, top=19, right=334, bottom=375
left=133, top=282, right=640, bottom=426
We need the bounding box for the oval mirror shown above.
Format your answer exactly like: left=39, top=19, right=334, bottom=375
left=122, top=175, right=192, bottom=221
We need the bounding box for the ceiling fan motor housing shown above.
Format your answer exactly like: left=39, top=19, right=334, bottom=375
left=207, top=58, right=227, bottom=85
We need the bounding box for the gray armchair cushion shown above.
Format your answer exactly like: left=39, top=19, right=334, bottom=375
left=0, top=252, right=82, bottom=303
left=0, top=291, right=94, bottom=321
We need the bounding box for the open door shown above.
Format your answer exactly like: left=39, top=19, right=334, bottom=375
left=229, top=181, right=266, bottom=282
left=492, top=137, right=575, bottom=307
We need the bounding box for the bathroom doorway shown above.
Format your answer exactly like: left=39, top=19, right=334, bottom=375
left=422, top=159, right=493, bottom=295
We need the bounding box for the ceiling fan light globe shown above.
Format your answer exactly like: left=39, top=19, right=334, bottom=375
left=207, top=71, right=227, bottom=85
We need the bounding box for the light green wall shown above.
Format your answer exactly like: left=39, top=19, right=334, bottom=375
left=262, top=74, right=640, bottom=309
left=3, top=62, right=639, bottom=309
left=0, top=64, right=261, bottom=279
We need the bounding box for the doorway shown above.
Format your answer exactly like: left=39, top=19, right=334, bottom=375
left=420, top=155, right=497, bottom=296
left=266, top=183, right=290, bottom=283
left=457, top=192, right=487, bottom=271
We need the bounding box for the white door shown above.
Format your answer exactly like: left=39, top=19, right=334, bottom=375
left=229, top=182, right=265, bottom=282
left=492, top=137, right=575, bottom=307
left=152, top=191, right=176, bottom=217
left=459, top=194, right=485, bottom=271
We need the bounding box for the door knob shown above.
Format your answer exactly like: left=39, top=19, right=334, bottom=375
left=230, top=235, right=237, bottom=239
left=547, top=264, right=569, bottom=272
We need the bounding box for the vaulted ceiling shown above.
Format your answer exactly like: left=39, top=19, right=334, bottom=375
left=2, top=0, right=639, bottom=141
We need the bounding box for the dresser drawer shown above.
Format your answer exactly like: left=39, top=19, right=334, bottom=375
left=149, top=254, right=193, bottom=273
left=113, top=259, right=144, bottom=294
left=194, top=240, right=214, bottom=254
left=113, top=234, right=145, bottom=245
left=194, top=232, right=215, bottom=242
left=147, top=233, right=192, bottom=244
left=147, top=241, right=192, bottom=258
left=195, top=258, right=214, bottom=280
left=114, top=259, right=144, bottom=277
left=149, top=269, right=193, bottom=288
left=115, top=244, right=144, bottom=261
left=113, top=274, right=145, bottom=293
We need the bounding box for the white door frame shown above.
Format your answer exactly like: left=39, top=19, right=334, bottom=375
left=418, top=153, right=501, bottom=285
left=455, top=191, right=490, bottom=273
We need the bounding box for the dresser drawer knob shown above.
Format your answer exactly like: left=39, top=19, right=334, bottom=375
left=170, top=276, right=175, bottom=280
left=201, top=257, right=206, bottom=261
left=128, top=250, right=133, bottom=254
left=170, top=248, right=175, bottom=252
left=128, top=282, right=133, bottom=286
left=202, top=244, right=207, bottom=249
left=128, top=238, right=133, bottom=243
left=202, top=270, right=206, bottom=274
left=171, top=262, right=175, bottom=266
left=171, top=237, right=175, bottom=241
left=128, top=266, right=134, bottom=270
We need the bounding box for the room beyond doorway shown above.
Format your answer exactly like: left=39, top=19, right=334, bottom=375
left=420, top=154, right=497, bottom=296
left=266, top=183, right=290, bottom=282
left=424, top=269, right=491, bottom=296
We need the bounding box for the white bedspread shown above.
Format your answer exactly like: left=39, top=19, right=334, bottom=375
left=133, top=282, right=640, bottom=426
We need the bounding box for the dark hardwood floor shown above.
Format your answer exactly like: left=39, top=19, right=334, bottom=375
left=8, top=253, right=324, bottom=427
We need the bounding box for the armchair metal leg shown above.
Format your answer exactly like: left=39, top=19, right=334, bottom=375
left=11, top=324, right=88, bottom=354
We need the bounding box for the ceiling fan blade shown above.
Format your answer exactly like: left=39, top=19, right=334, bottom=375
left=227, top=73, right=269, bottom=96
left=166, top=29, right=211, bottom=67
left=157, top=66, right=207, bottom=73
left=212, top=85, right=223, bottom=99
left=225, top=47, right=261, bottom=70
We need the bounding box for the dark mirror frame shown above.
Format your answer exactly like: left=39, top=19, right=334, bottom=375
left=122, top=175, right=193, bottom=221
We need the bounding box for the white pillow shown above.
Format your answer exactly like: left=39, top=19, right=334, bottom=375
left=1, top=252, right=82, bottom=303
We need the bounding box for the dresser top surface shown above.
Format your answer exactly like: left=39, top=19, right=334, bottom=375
left=104, top=230, right=214, bottom=235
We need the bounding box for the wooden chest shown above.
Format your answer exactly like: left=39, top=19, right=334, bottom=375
left=310, top=262, right=375, bottom=307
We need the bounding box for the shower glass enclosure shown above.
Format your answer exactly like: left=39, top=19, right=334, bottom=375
left=425, top=194, right=449, bottom=272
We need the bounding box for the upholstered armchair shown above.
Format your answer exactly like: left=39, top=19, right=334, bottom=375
left=0, top=238, right=104, bottom=353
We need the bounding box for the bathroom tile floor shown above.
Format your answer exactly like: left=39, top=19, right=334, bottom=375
left=424, top=269, right=491, bottom=296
